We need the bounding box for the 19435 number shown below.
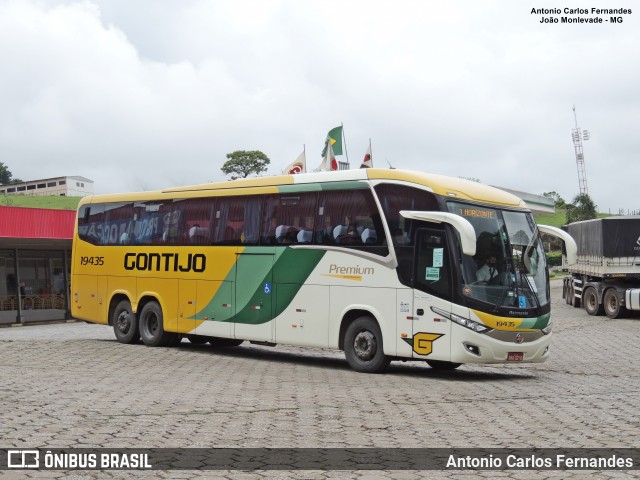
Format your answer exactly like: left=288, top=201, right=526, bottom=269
left=80, top=256, right=104, bottom=266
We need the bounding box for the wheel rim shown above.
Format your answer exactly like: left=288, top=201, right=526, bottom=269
left=353, top=330, right=376, bottom=361
left=606, top=293, right=618, bottom=313
left=142, top=311, right=159, bottom=337
left=586, top=291, right=597, bottom=311
left=116, top=310, right=131, bottom=334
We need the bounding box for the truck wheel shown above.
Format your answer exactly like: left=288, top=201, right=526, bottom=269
left=139, top=301, right=179, bottom=347
left=583, top=287, right=603, bottom=316
left=343, top=316, right=391, bottom=373
left=603, top=289, right=623, bottom=319
left=570, top=285, right=581, bottom=308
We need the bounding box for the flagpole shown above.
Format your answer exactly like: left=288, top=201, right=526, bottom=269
left=303, top=144, right=306, bottom=172
left=341, top=122, right=350, bottom=168
left=369, top=138, right=372, bottom=168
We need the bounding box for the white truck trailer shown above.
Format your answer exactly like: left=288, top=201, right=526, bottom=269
left=563, top=217, right=640, bottom=318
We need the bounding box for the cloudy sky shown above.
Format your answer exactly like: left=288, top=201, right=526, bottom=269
left=1, top=0, right=638, bottom=213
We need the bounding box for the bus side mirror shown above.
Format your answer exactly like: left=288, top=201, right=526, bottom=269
left=537, top=224, right=577, bottom=266
left=399, top=211, right=476, bottom=256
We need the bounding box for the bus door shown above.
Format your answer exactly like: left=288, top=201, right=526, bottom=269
left=411, top=228, right=452, bottom=360
left=234, top=249, right=275, bottom=342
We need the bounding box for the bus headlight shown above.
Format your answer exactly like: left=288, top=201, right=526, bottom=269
left=541, top=323, right=552, bottom=335
left=431, top=307, right=493, bottom=334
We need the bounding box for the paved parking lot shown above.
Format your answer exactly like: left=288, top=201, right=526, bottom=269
left=1, top=279, right=639, bottom=479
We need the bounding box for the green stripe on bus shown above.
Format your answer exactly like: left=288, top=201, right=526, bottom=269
left=230, top=248, right=326, bottom=324
left=525, top=312, right=551, bottom=329
left=198, top=247, right=325, bottom=325
left=278, top=181, right=368, bottom=193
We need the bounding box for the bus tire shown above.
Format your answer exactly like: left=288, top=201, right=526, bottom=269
left=583, top=287, right=603, bottom=316
left=343, top=316, right=390, bottom=373
left=139, top=301, right=175, bottom=347
left=603, top=289, right=623, bottom=319
left=186, top=334, right=209, bottom=345
left=209, top=337, right=243, bottom=347
left=112, top=299, right=139, bottom=344
left=426, top=360, right=462, bottom=370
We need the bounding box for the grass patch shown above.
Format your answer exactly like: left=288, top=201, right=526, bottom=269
left=535, top=208, right=611, bottom=228
left=0, top=195, right=81, bottom=210
left=534, top=208, right=566, bottom=228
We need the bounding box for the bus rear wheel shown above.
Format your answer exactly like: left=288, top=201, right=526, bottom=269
left=139, top=301, right=179, bottom=347
left=344, top=316, right=390, bottom=373
left=112, top=299, right=139, bottom=344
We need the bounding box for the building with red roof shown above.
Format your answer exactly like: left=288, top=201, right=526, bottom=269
left=0, top=206, right=75, bottom=324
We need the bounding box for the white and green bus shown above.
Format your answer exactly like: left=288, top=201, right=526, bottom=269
left=71, top=168, right=576, bottom=372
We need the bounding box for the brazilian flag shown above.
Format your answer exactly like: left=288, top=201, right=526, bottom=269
left=321, top=126, right=343, bottom=157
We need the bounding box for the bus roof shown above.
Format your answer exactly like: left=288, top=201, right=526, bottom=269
left=80, top=168, right=527, bottom=209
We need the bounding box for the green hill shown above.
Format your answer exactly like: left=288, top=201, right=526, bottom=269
left=0, top=195, right=81, bottom=210
left=534, top=209, right=567, bottom=228
left=535, top=208, right=611, bottom=228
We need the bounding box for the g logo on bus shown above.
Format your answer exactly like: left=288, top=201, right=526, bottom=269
left=515, top=333, right=524, bottom=344
left=410, top=332, right=444, bottom=356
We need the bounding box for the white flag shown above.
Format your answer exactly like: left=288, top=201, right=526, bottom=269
left=360, top=144, right=372, bottom=168
left=283, top=150, right=306, bottom=174
left=318, top=142, right=338, bottom=172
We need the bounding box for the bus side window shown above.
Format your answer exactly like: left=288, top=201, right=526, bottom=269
left=316, top=188, right=386, bottom=254
left=242, top=196, right=262, bottom=244
left=173, top=197, right=215, bottom=245
left=374, top=184, right=439, bottom=247
left=213, top=197, right=245, bottom=245
left=77, top=203, right=106, bottom=245
left=261, top=193, right=317, bottom=246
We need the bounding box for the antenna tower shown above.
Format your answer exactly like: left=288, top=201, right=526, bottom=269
left=571, top=106, right=590, bottom=195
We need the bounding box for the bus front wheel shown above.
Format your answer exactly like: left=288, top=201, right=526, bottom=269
left=344, top=316, right=390, bottom=373
left=112, top=299, right=139, bottom=344
left=139, top=301, right=179, bottom=347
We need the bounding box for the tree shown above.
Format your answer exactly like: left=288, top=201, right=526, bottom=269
left=542, top=191, right=566, bottom=208
left=566, top=193, right=598, bottom=224
left=221, top=150, right=270, bottom=180
left=0, top=162, right=13, bottom=185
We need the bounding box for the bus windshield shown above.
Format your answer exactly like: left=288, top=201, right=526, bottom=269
left=448, top=202, right=549, bottom=312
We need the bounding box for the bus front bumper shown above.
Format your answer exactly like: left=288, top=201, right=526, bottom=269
left=449, top=324, right=552, bottom=364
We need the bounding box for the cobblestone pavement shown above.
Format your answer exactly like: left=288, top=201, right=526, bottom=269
left=1, top=279, right=639, bottom=479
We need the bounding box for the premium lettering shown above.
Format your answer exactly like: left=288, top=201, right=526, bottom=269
left=328, top=264, right=374, bottom=275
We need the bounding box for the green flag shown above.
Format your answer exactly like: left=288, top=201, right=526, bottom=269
left=321, top=126, right=343, bottom=157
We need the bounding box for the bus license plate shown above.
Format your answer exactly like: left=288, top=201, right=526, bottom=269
left=507, top=352, right=524, bottom=361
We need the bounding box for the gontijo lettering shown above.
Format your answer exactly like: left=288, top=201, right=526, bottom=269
left=124, top=253, right=206, bottom=272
